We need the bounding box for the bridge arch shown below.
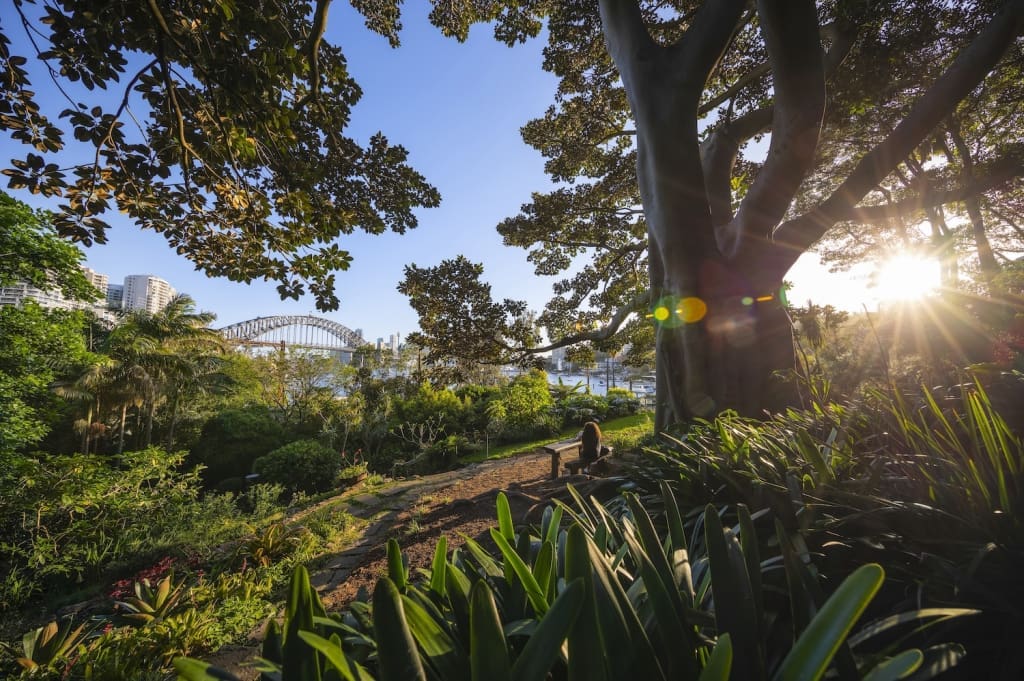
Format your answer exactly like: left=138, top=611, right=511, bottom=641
left=219, top=315, right=365, bottom=350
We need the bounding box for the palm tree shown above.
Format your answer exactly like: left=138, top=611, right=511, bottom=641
left=53, top=354, right=116, bottom=455
left=56, top=295, right=226, bottom=452
left=115, top=294, right=224, bottom=448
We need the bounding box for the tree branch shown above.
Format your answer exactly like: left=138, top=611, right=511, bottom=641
left=672, top=0, right=749, bottom=87
left=507, top=290, right=651, bottom=358
left=700, top=61, right=769, bottom=116
left=729, top=0, right=825, bottom=262
left=698, top=20, right=853, bottom=116
left=772, top=0, right=1024, bottom=275
left=702, top=105, right=773, bottom=232
left=844, top=155, right=1024, bottom=224
left=701, top=17, right=852, bottom=237
left=597, top=0, right=658, bottom=90
left=296, top=0, right=332, bottom=110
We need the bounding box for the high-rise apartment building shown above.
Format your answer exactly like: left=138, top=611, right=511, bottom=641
left=81, top=267, right=108, bottom=293
left=1, top=267, right=180, bottom=321
left=0, top=266, right=115, bottom=322
left=106, top=284, right=124, bottom=310
left=122, top=274, right=177, bottom=314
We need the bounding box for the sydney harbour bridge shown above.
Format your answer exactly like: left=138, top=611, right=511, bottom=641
left=219, top=315, right=367, bottom=362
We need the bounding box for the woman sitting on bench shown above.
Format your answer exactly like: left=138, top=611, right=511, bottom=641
left=580, top=421, right=602, bottom=469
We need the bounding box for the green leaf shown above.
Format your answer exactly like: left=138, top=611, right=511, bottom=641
left=698, top=634, right=733, bottom=681
left=564, top=525, right=608, bottom=681
left=532, top=541, right=557, bottom=602
left=848, top=608, right=979, bottom=647
left=903, top=643, right=965, bottom=681
left=578, top=524, right=666, bottom=681
left=660, top=480, right=694, bottom=604
left=429, top=536, right=448, bottom=597
left=542, top=505, right=563, bottom=545
left=737, top=504, right=765, bottom=642
left=861, top=649, right=923, bottom=681
left=621, top=521, right=698, bottom=679
left=372, top=578, right=427, bottom=681
left=386, top=538, right=408, bottom=591
left=496, top=491, right=514, bottom=542
left=626, top=494, right=685, bottom=616
left=490, top=528, right=549, bottom=615
left=444, top=561, right=473, bottom=639
left=776, top=519, right=816, bottom=638
left=777, top=563, right=885, bottom=681
left=469, top=580, right=512, bottom=681
left=797, top=429, right=834, bottom=483
left=297, top=631, right=374, bottom=681
left=401, top=592, right=468, bottom=680
left=510, top=578, right=585, bottom=681
left=460, top=535, right=506, bottom=580
left=283, top=564, right=324, bottom=681
left=705, top=505, right=763, bottom=681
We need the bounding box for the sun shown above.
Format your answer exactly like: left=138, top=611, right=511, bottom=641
left=873, top=254, right=941, bottom=302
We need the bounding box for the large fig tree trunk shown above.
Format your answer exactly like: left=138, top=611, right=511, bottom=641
left=599, top=0, right=1024, bottom=430
left=600, top=0, right=823, bottom=428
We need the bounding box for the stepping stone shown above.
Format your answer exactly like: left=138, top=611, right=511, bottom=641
left=348, top=493, right=380, bottom=507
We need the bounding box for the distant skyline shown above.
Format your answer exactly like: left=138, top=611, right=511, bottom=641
left=6, top=7, right=875, bottom=341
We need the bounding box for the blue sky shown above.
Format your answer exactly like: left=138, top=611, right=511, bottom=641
left=6, top=6, right=864, bottom=340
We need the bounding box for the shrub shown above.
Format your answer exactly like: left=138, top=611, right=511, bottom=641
left=558, top=392, right=609, bottom=426
left=252, top=439, right=341, bottom=495
left=393, top=382, right=467, bottom=433
left=189, top=406, right=287, bottom=485
left=488, top=369, right=556, bottom=442
left=425, top=434, right=469, bottom=470
left=605, top=387, right=641, bottom=418
left=0, top=448, right=198, bottom=608
left=626, top=377, right=1024, bottom=678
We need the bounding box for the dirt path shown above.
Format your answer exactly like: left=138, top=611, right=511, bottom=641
left=311, top=448, right=560, bottom=610
left=208, top=447, right=583, bottom=677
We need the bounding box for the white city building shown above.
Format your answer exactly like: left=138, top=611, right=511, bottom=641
left=0, top=266, right=103, bottom=312
left=122, top=274, right=177, bottom=314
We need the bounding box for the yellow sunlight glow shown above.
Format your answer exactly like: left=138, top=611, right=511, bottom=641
left=874, top=254, right=941, bottom=302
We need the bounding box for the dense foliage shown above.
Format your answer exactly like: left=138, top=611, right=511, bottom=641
left=189, top=406, right=288, bottom=485
left=0, top=303, right=90, bottom=456
left=253, top=439, right=341, bottom=495
left=0, top=447, right=285, bottom=610
left=0, top=2, right=439, bottom=310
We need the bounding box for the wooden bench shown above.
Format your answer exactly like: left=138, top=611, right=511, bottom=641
left=542, top=438, right=582, bottom=479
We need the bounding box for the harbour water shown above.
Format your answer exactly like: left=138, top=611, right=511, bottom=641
left=547, top=372, right=654, bottom=397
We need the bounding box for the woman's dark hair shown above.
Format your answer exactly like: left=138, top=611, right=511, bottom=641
left=581, top=420, right=602, bottom=462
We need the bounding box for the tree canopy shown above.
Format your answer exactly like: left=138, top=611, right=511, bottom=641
left=400, top=0, right=1024, bottom=426
left=0, top=0, right=439, bottom=310
left=0, top=190, right=97, bottom=301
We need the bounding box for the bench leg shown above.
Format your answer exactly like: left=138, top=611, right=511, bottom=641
left=550, top=450, right=560, bottom=480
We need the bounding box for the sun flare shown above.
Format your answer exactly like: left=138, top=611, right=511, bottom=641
left=873, top=254, right=941, bottom=303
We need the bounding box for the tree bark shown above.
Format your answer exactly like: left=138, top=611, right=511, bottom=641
left=118, top=402, right=128, bottom=454
left=601, top=0, right=813, bottom=429
left=946, top=118, right=1002, bottom=279
left=166, top=393, right=180, bottom=451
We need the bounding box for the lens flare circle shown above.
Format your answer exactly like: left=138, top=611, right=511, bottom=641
left=651, top=295, right=707, bottom=327
left=678, top=297, right=708, bottom=323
